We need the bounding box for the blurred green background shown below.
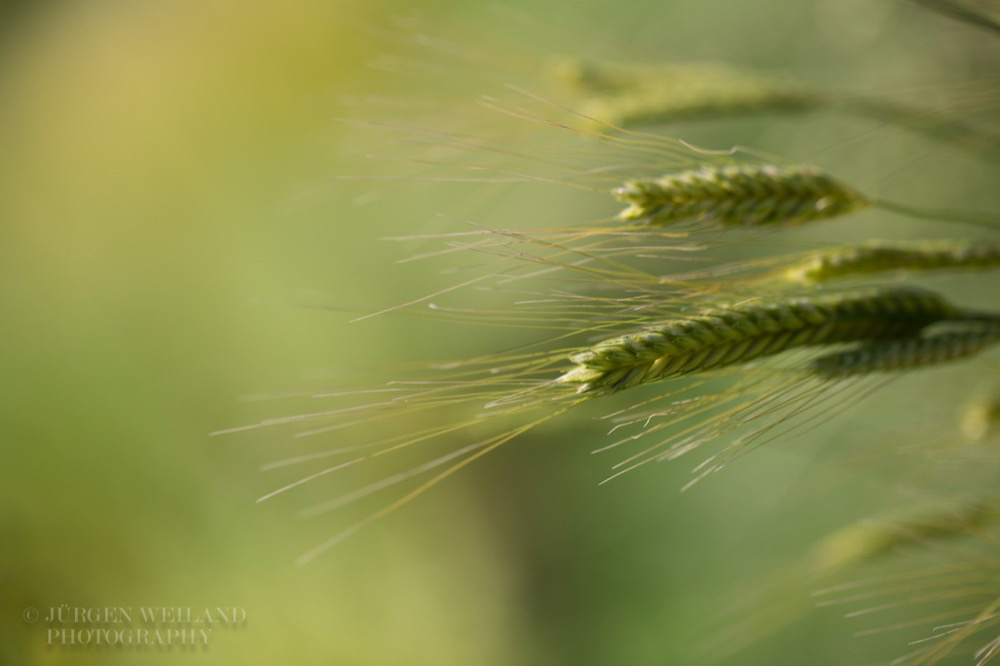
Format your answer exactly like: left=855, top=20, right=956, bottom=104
left=3, top=1, right=998, bottom=664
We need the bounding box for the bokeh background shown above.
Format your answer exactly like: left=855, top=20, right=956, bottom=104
left=3, top=1, right=999, bottom=664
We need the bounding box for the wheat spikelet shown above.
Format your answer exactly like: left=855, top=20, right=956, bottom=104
left=558, top=286, right=963, bottom=396
left=787, top=240, right=1000, bottom=284
left=613, top=164, right=872, bottom=228
left=809, top=321, right=1000, bottom=379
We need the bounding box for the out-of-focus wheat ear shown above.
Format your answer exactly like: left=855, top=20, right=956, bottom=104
left=809, top=500, right=1000, bottom=576
left=612, top=164, right=872, bottom=228
left=558, top=286, right=962, bottom=397
left=786, top=240, right=1000, bottom=284
left=809, top=321, right=1000, bottom=380
left=548, top=58, right=822, bottom=126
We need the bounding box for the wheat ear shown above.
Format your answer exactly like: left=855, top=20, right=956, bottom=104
left=552, top=60, right=820, bottom=128
left=558, top=286, right=963, bottom=396
left=786, top=240, right=1000, bottom=284
left=809, top=321, right=1000, bottom=379
left=613, top=164, right=871, bottom=228
left=812, top=501, right=1000, bottom=575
